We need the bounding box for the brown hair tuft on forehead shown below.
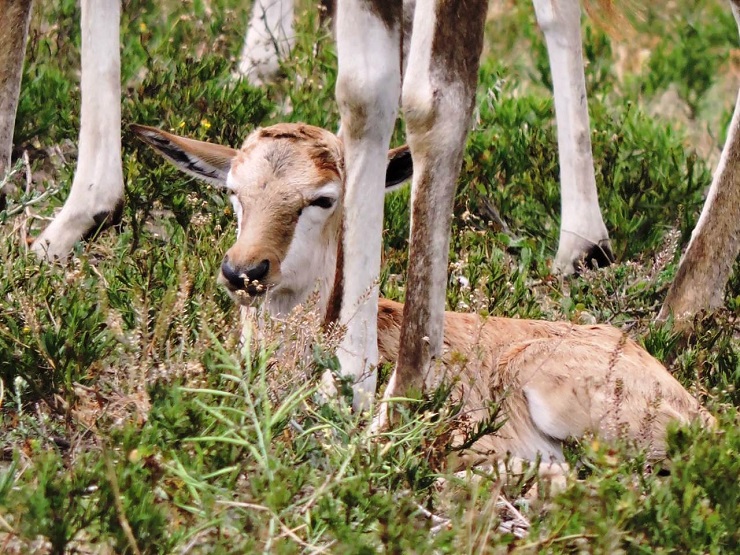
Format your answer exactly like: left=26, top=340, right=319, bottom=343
left=255, top=123, right=343, bottom=182
left=309, top=144, right=343, bottom=181
left=258, top=123, right=330, bottom=143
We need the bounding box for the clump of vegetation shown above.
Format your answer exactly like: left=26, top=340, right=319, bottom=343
left=1, top=0, right=737, bottom=552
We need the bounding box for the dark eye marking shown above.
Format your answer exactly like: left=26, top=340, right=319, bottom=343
left=308, top=196, right=335, bottom=209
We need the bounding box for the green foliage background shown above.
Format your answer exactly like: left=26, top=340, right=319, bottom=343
left=0, top=0, right=738, bottom=552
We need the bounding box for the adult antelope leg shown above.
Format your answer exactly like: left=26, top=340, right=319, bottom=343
left=236, top=0, right=295, bottom=84
left=335, top=1, right=401, bottom=411
left=659, top=0, right=740, bottom=320
left=32, top=0, right=123, bottom=259
left=380, top=0, right=487, bottom=421
left=533, top=0, right=613, bottom=274
left=236, top=0, right=335, bottom=85
left=0, top=0, right=33, bottom=186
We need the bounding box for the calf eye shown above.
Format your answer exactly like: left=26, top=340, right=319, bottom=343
left=309, top=196, right=335, bottom=209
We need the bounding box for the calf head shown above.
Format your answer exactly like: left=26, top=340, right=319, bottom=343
left=133, top=122, right=411, bottom=316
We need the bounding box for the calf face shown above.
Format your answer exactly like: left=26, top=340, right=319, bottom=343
left=133, top=122, right=411, bottom=313
left=220, top=126, right=345, bottom=307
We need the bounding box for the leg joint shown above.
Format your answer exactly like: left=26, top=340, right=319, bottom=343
left=401, top=80, right=437, bottom=134
left=336, top=66, right=400, bottom=138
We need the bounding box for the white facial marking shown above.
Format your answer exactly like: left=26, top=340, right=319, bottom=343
left=225, top=170, right=239, bottom=192
left=229, top=194, right=243, bottom=239
left=269, top=180, right=341, bottom=316
left=303, top=182, right=340, bottom=216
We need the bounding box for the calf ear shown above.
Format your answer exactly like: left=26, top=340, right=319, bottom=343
left=385, top=145, right=413, bottom=192
left=131, top=124, right=237, bottom=187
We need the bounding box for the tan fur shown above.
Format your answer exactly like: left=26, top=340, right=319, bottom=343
left=224, top=124, right=344, bottom=298
left=376, top=298, right=712, bottom=464
left=134, top=123, right=345, bottom=313
left=135, top=122, right=713, bottom=465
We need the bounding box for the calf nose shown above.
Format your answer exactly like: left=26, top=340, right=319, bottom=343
left=221, top=257, right=245, bottom=289
left=220, top=257, right=271, bottom=290
left=245, top=259, right=270, bottom=282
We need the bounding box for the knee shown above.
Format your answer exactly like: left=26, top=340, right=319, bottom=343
left=402, top=77, right=471, bottom=151
left=336, top=63, right=400, bottom=139
left=401, top=90, right=437, bottom=140
left=401, top=76, right=436, bottom=136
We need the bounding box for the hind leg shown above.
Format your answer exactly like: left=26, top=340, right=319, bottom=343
left=659, top=0, right=740, bottom=320
left=335, top=1, right=401, bottom=412
left=32, top=0, right=123, bottom=259
left=533, top=0, right=613, bottom=274
left=376, top=0, right=487, bottom=426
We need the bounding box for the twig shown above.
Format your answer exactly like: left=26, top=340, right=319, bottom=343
left=217, top=500, right=335, bottom=554
left=513, top=532, right=597, bottom=552
left=289, top=418, right=305, bottom=434
left=415, top=503, right=452, bottom=534
left=22, top=151, right=31, bottom=195
left=499, top=520, right=529, bottom=539
left=217, top=500, right=271, bottom=512
left=0, top=530, right=14, bottom=554
left=496, top=496, right=530, bottom=537
left=18, top=152, right=32, bottom=248
left=1, top=186, right=60, bottom=218
left=497, top=496, right=529, bottom=524
left=179, top=527, right=217, bottom=554
left=90, top=264, right=110, bottom=289
left=20, top=151, right=32, bottom=221
left=478, top=197, right=514, bottom=235
left=415, top=503, right=449, bottom=526
left=0, top=159, right=21, bottom=190
left=103, top=450, right=142, bottom=555
left=0, top=513, right=13, bottom=533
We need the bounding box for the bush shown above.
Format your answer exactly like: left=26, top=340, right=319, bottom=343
left=0, top=0, right=737, bottom=552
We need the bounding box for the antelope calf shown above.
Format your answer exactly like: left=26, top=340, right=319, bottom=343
left=134, top=122, right=713, bottom=464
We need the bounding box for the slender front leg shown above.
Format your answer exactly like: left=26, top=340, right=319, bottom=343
left=376, top=0, right=487, bottom=427
left=659, top=0, right=740, bottom=320
left=32, top=0, right=123, bottom=260
left=0, top=0, right=33, bottom=182
left=532, top=0, right=613, bottom=274
left=335, top=1, right=401, bottom=411
left=235, top=0, right=295, bottom=85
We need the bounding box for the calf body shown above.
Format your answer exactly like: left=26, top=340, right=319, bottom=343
left=376, top=298, right=710, bottom=463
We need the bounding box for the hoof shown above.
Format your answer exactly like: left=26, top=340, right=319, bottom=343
left=553, top=238, right=615, bottom=275
left=574, top=239, right=615, bottom=274
left=83, top=199, right=124, bottom=241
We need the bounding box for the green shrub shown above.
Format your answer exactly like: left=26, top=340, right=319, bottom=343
left=0, top=0, right=737, bottom=552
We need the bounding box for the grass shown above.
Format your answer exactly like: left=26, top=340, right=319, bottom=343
left=1, top=0, right=738, bottom=552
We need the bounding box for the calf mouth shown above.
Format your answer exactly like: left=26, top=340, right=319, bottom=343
left=218, top=274, right=270, bottom=304
left=243, top=280, right=268, bottom=297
